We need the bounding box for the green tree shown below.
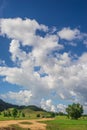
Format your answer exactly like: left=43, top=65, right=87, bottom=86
left=7, top=110, right=11, bottom=117
left=66, top=103, right=83, bottom=119
left=21, top=112, right=25, bottom=117
left=18, top=110, right=21, bottom=117
left=12, top=108, right=18, bottom=119
left=50, top=112, right=55, bottom=118
left=3, top=111, right=8, bottom=117
left=36, top=114, right=40, bottom=118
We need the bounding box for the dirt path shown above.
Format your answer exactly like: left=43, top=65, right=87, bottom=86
left=0, top=118, right=53, bottom=130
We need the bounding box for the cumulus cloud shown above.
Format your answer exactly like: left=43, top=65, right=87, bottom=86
left=58, top=27, right=80, bottom=40
left=40, top=99, right=67, bottom=113
left=1, top=90, right=32, bottom=105
left=57, top=104, right=67, bottom=113
left=40, top=99, right=57, bottom=112
left=0, top=18, right=87, bottom=112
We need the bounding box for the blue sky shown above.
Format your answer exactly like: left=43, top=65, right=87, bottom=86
left=0, top=0, right=87, bottom=113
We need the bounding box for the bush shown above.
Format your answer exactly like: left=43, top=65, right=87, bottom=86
left=36, top=114, right=40, bottom=117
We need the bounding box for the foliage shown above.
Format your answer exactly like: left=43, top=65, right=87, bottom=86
left=43, top=116, right=87, bottom=130
left=7, top=110, right=12, bottom=117
left=66, top=103, right=83, bottom=119
left=36, top=113, right=40, bottom=117
left=12, top=108, right=18, bottom=118
left=21, top=112, right=25, bottom=117
left=3, top=111, right=8, bottom=117
left=0, top=99, right=18, bottom=111
left=50, top=112, right=56, bottom=118
left=58, top=112, right=65, bottom=116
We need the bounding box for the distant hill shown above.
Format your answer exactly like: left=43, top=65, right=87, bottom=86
left=23, top=105, right=45, bottom=111
left=0, top=99, right=53, bottom=119
left=0, top=99, right=45, bottom=112
left=0, top=99, right=18, bottom=111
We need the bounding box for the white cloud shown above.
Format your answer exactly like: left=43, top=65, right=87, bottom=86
left=58, top=27, right=80, bottom=40
left=1, top=90, right=32, bottom=105
left=0, top=59, right=5, bottom=66
left=9, top=39, right=28, bottom=62
left=0, top=18, right=48, bottom=45
left=40, top=99, right=56, bottom=112
left=57, top=104, right=67, bottom=113
left=0, top=18, right=87, bottom=113
left=83, top=39, right=87, bottom=47
left=40, top=99, right=67, bottom=113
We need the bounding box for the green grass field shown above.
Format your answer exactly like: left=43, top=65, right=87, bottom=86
left=43, top=116, right=87, bottom=130
left=0, top=110, right=87, bottom=130
left=0, top=107, right=51, bottom=120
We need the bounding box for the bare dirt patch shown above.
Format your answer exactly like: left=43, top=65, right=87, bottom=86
left=0, top=118, right=54, bottom=130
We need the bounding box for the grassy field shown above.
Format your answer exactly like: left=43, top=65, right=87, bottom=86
left=0, top=111, right=87, bottom=130
left=0, top=107, right=51, bottom=120
left=43, top=116, right=87, bottom=130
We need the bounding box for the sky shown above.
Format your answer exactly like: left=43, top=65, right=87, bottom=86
left=0, top=0, right=87, bottom=113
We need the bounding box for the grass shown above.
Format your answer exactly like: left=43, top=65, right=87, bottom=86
left=19, top=121, right=32, bottom=125
left=0, top=125, right=30, bottom=130
left=0, top=114, right=87, bottom=130
left=0, top=110, right=51, bottom=120
left=10, top=124, right=30, bottom=130
left=43, top=116, right=87, bottom=130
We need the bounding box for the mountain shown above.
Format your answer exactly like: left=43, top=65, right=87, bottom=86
left=0, top=99, right=52, bottom=119
left=0, top=99, right=45, bottom=112
left=0, top=99, right=18, bottom=111
left=23, top=105, right=45, bottom=111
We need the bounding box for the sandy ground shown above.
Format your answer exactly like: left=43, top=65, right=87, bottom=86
left=0, top=118, right=53, bottom=130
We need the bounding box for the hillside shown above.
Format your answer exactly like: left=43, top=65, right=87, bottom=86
left=0, top=99, right=18, bottom=111
left=0, top=99, right=45, bottom=112
left=0, top=99, right=51, bottom=119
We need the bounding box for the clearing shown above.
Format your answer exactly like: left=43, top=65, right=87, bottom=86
left=0, top=118, right=53, bottom=130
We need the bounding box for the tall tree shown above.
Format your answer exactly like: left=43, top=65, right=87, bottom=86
left=12, top=108, right=18, bottom=119
left=66, top=103, right=83, bottom=119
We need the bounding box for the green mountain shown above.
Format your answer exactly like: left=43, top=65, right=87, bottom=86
left=0, top=99, right=54, bottom=119
left=0, top=99, right=45, bottom=112
left=0, top=99, right=18, bottom=111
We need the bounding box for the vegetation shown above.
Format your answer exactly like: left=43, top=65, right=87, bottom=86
left=66, top=103, right=83, bottom=119
left=0, top=99, right=87, bottom=130
left=43, top=116, right=87, bottom=130
left=21, top=112, right=25, bottom=117
left=12, top=108, right=18, bottom=119
left=0, top=99, right=18, bottom=111
left=20, top=121, right=32, bottom=125
left=0, top=99, right=50, bottom=120
left=10, top=124, right=30, bottom=130
left=36, top=113, right=41, bottom=117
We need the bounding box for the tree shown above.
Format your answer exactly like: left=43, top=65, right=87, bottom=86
left=50, top=112, right=55, bottom=118
left=7, top=110, right=11, bottom=117
left=12, top=108, right=18, bottom=119
left=3, top=111, right=8, bottom=117
left=36, top=114, right=40, bottom=118
left=21, top=112, right=25, bottom=117
left=66, top=103, right=83, bottom=119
